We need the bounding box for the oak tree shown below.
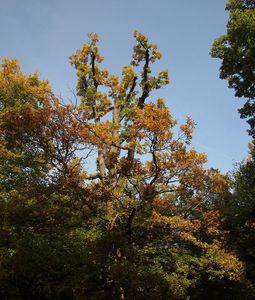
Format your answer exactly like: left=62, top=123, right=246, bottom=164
left=0, top=32, right=244, bottom=299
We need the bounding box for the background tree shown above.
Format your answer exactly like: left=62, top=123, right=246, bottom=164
left=219, top=141, right=255, bottom=298
left=211, top=0, right=255, bottom=137
left=0, top=33, right=245, bottom=299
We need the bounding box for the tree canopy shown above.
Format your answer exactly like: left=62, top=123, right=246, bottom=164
left=211, top=0, right=255, bottom=137
left=0, top=32, right=246, bottom=299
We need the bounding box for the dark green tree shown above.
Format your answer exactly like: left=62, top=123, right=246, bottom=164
left=211, top=0, right=255, bottom=136
left=220, top=140, right=255, bottom=298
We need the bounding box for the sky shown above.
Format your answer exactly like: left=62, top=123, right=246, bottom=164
left=0, top=0, right=251, bottom=173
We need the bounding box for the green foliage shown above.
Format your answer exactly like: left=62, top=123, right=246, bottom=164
left=211, top=0, right=255, bottom=136
left=219, top=141, right=255, bottom=297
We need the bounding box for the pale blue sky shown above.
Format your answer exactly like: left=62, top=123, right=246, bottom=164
left=0, top=0, right=250, bottom=172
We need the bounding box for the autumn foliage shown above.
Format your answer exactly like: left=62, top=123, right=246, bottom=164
left=0, top=32, right=245, bottom=299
